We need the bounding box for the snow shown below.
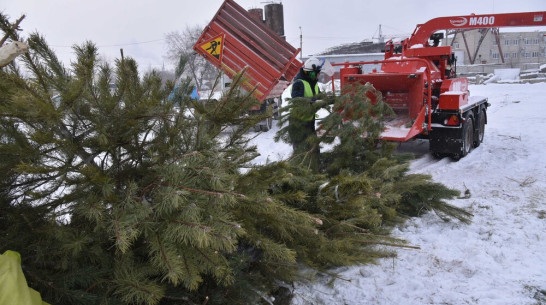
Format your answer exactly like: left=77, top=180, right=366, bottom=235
left=250, top=82, right=546, bottom=305
left=0, top=41, right=29, bottom=67
left=494, top=68, right=521, bottom=81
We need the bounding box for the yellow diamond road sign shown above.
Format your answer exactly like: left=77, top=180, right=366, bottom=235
left=199, top=34, right=224, bottom=63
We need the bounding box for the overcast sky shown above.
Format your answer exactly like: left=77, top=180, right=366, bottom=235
left=3, top=0, right=545, bottom=71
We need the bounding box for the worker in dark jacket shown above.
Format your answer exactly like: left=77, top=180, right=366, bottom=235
left=291, top=57, right=321, bottom=99
left=288, top=57, right=322, bottom=171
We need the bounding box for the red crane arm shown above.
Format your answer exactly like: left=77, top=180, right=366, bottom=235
left=408, top=11, right=546, bottom=47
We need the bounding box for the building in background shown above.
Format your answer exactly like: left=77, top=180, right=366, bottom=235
left=248, top=2, right=284, bottom=38
left=445, top=29, right=546, bottom=74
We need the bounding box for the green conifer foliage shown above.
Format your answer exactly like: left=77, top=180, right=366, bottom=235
left=276, top=81, right=471, bottom=226
left=1, top=13, right=471, bottom=305
left=0, top=15, right=263, bottom=304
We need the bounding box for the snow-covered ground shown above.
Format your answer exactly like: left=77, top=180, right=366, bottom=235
left=251, top=82, right=546, bottom=305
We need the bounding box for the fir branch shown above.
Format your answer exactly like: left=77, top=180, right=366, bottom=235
left=155, top=233, right=175, bottom=275
left=178, top=185, right=246, bottom=199
left=337, top=220, right=371, bottom=233
left=195, top=248, right=215, bottom=265
left=217, top=219, right=242, bottom=229
left=355, top=239, right=421, bottom=250
left=169, top=219, right=212, bottom=232
left=168, top=150, right=201, bottom=165
left=162, top=295, right=196, bottom=304
left=24, top=267, right=68, bottom=295
left=181, top=254, right=192, bottom=283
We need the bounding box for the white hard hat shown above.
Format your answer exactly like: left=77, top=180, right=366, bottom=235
left=303, top=57, right=322, bottom=72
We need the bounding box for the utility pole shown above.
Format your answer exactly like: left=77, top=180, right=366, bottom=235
left=373, top=24, right=385, bottom=44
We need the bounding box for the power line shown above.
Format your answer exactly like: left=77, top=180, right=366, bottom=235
left=97, top=38, right=165, bottom=47
left=379, top=24, right=411, bottom=35
left=50, top=38, right=165, bottom=48
left=304, top=35, right=368, bottom=41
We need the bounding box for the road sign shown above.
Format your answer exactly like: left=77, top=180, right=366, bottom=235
left=198, top=34, right=224, bottom=63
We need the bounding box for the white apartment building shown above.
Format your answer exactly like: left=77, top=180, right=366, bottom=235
left=445, top=29, right=546, bottom=73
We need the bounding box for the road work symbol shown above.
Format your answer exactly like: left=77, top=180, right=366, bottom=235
left=199, top=34, right=224, bottom=62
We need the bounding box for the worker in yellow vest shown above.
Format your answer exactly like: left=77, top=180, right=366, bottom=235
left=288, top=57, right=322, bottom=171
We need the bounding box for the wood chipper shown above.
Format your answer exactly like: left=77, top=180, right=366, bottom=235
left=333, top=11, right=546, bottom=158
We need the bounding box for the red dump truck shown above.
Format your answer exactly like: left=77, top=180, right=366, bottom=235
left=194, top=1, right=545, bottom=158
left=192, top=0, right=302, bottom=131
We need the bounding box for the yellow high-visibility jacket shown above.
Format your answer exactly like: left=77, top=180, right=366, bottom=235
left=0, top=250, right=50, bottom=305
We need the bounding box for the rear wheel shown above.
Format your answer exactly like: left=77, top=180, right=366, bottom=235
left=431, top=151, right=449, bottom=159
left=474, top=109, right=486, bottom=147
left=457, top=117, right=474, bottom=159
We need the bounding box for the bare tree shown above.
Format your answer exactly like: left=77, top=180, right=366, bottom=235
left=164, top=25, right=218, bottom=90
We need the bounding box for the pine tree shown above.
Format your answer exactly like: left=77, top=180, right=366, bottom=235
left=0, top=14, right=266, bottom=304
left=1, top=13, right=471, bottom=305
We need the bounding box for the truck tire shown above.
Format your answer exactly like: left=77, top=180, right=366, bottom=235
left=473, top=109, right=486, bottom=148
left=431, top=151, right=449, bottom=159
left=457, top=116, right=474, bottom=159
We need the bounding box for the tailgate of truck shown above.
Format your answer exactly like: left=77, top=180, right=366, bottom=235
left=193, top=0, right=302, bottom=102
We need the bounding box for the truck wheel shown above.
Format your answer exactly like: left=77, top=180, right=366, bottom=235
left=431, top=152, right=449, bottom=159
left=474, top=109, right=486, bottom=147
left=457, top=117, right=474, bottom=159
